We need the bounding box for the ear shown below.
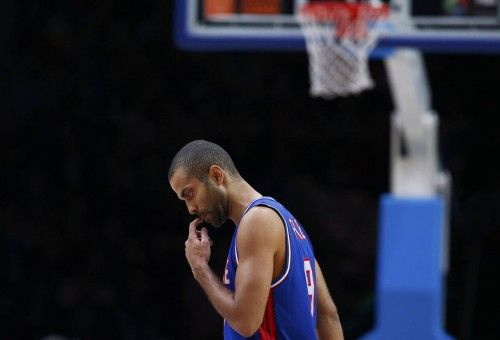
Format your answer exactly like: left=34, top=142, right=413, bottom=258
left=208, top=165, right=224, bottom=185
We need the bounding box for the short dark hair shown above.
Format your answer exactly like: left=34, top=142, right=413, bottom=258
left=168, top=140, right=240, bottom=181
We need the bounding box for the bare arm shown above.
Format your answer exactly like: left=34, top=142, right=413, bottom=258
left=185, top=210, right=280, bottom=337
left=316, top=261, right=344, bottom=340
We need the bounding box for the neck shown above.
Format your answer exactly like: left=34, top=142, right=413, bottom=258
left=226, top=179, right=262, bottom=225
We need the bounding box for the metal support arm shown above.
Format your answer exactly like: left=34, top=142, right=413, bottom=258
left=385, top=49, right=447, bottom=197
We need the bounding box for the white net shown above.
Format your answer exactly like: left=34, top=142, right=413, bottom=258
left=299, top=3, right=388, bottom=99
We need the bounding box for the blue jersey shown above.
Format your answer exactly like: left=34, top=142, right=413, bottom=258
left=223, top=197, right=317, bottom=340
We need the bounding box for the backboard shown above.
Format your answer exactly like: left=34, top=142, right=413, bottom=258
left=173, top=0, right=500, bottom=53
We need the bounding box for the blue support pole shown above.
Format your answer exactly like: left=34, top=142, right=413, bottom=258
left=362, top=194, right=453, bottom=340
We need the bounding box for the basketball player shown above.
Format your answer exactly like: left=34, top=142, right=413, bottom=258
left=169, top=140, right=344, bottom=339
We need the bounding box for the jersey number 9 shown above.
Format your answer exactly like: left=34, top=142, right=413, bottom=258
left=303, top=258, right=315, bottom=317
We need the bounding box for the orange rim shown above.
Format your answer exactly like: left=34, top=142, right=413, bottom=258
left=300, top=2, right=390, bottom=39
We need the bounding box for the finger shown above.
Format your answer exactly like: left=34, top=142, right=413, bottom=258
left=188, top=218, right=203, bottom=239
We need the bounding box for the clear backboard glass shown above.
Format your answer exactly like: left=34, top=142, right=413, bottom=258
left=173, top=0, right=500, bottom=53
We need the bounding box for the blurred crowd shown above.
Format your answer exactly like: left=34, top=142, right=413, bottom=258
left=1, top=1, right=499, bottom=339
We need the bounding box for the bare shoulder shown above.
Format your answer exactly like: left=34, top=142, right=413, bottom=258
left=239, top=205, right=284, bottom=235
left=237, top=206, right=284, bottom=251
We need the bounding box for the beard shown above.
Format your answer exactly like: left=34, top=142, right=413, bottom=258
left=201, top=180, right=227, bottom=228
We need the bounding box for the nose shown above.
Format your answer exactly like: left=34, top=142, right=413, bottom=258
left=186, top=202, right=197, bottom=215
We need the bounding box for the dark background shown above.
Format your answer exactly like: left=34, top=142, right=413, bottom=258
left=1, top=1, right=500, bottom=339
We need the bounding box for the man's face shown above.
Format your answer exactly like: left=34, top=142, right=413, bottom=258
left=170, top=169, right=227, bottom=228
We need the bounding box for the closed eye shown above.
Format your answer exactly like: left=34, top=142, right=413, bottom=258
left=181, top=188, right=193, bottom=200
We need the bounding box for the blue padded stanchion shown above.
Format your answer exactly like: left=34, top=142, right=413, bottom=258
left=362, top=194, right=453, bottom=340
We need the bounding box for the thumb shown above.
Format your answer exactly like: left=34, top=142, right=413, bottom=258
left=200, top=227, right=210, bottom=243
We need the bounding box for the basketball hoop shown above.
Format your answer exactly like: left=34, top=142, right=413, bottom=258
left=299, top=1, right=390, bottom=98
